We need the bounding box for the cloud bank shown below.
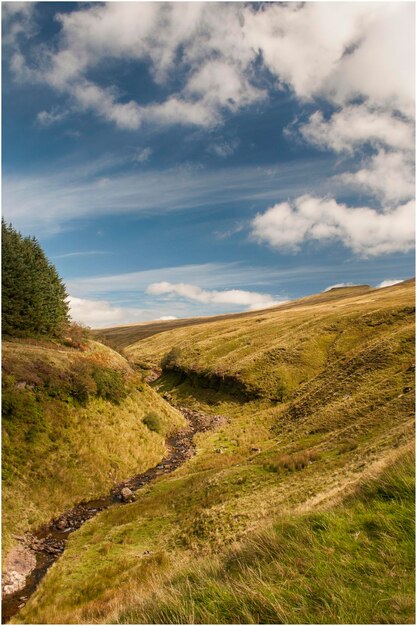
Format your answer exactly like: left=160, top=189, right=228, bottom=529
left=146, top=282, right=283, bottom=311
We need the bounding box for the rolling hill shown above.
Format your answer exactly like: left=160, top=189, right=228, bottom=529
left=7, top=280, right=415, bottom=624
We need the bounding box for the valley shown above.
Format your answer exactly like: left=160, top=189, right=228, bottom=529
left=2, top=280, right=415, bottom=624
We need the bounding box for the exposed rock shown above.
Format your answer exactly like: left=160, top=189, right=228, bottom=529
left=2, top=544, right=36, bottom=597
left=250, top=446, right=261, bottom=453
left=121, top=487, right=134, bottom=502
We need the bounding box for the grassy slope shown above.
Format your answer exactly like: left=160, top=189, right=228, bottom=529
left=2, top=340, right=185, bottom=556
left=14, top=282, right=415, bottom=624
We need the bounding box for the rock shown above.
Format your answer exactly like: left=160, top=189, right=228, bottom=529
left=215, top=448, right=223, bottom=454
left=2, top=570, right=26, bottom=596
left=56, top=519, right=67, bottom=530
left=121, top=487, right=134, bottom=502
left=250, top=446, right=261, bottom=453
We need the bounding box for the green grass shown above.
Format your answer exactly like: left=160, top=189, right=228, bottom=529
left=7, top=281, right=415, bottom=624
left=2, top=340, right=185, bottom=555
left=117, top=453, right=415, bottom=625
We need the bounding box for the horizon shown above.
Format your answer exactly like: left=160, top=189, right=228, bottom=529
left=3, top=2, right=415, bottom=328
left=92, top=278, right=415, bottom=330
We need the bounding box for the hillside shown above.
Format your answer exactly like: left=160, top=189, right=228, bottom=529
left=11, top=280, right=415, bottom=624
left=92, top=284, right=374, bottom=351
left=2, top=338, right=185, bottom=558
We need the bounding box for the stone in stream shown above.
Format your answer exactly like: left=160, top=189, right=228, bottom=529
left=56, top=519, right=67, bottom=530
left=121, top=487, right=134, bottom=503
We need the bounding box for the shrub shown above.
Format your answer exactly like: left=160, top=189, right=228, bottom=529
left=63, top=323, right=92, bottom=350
left=265, top=450, right=320, bottom=473
left=275, top=379, right=287, bottom=402
left=69, top=363, right=97, bottom=406
left=143, top=411, right=163, bottom=433
left=92, top=366, right=128, bottom=404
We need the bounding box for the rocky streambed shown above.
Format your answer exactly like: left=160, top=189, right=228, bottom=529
left=2, top=406, right=225, bottom=623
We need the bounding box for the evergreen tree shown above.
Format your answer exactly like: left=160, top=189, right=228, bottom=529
left=2, top=220, right=69, bottom=337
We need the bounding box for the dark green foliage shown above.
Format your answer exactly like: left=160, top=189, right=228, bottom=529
left=2, top=220, right=69, bottom=338
left=143, top=411, right=163, bottom=433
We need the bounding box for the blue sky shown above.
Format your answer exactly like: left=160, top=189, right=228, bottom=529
left=3, top=2, right=415, bottom=327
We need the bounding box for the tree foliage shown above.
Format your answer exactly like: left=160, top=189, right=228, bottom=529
left=2, top=220, right=69, bottom=337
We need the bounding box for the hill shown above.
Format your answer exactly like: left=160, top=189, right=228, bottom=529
left=92, top=284, right=374, bottom=351
left=2, top=338, right=185, bottom=558
left=8, top=280, right=415, bottom=624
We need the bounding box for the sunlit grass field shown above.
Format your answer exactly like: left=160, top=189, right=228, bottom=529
left=8, top=280, right=415, bottom=624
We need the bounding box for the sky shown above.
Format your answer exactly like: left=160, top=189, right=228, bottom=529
left=2, top=1, right=415, bottom=328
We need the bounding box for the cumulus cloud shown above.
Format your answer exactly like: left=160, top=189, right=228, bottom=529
left=158, top=316, right=178, bottom=321
left=376, top=279, right=404, bottom=289
left=339, top=150, right=414, bottom=205
left=251, top=195, right=415, bottom=256
left=5, top=2, right=415, bottom=256
left=67, top=296, right=145, bottom=328
left=10, top=3, right=412, bottom=128
left=146, top=282, right=283, bottom=311
left=300, top=106, right=414, bottom=155
left=2, top=2, right=36, bottom=47
left=299, top=105, right=415, bottom=206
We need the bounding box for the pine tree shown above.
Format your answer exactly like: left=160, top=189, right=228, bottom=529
left=2, top=220, right=69, bottom=337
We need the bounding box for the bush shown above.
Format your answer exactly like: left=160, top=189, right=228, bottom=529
left=92, top=366, right=128, bottom=404
left=275, top=379, right=287, bottom=402
left=265, top=450, right=320, bottom=473
left=143, top=412, right=163, bottom=433
left=69, top=363, right=97, bottom=406
left=63, top=323, right=92, bottom=350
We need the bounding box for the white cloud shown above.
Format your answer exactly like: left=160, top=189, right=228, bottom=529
left=323, top=283, right=359, bottom=292
left=146, top=281, right=283, bottom=311
left=37, top=108, right=69, bottom=127
left=300, top=106, right=414, bottom=155
left=8, top=3, right=414, bottom=127
left=251, top=195, right=415, bottom=256
left=158, top=316, right=178, bottom=321
left=243, top=3, right=414, bottom=116
left=376, top=279, right=404, bottom=289
left=5, top=2, right=415, bottom=258
left=2, top=2, right=36, bottom=47
left=339, top=150, right=414, bottom=205
left=67, top=296, right=145, bottom=328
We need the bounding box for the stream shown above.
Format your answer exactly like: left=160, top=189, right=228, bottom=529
left=2, top=406, right=224, bottom=623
